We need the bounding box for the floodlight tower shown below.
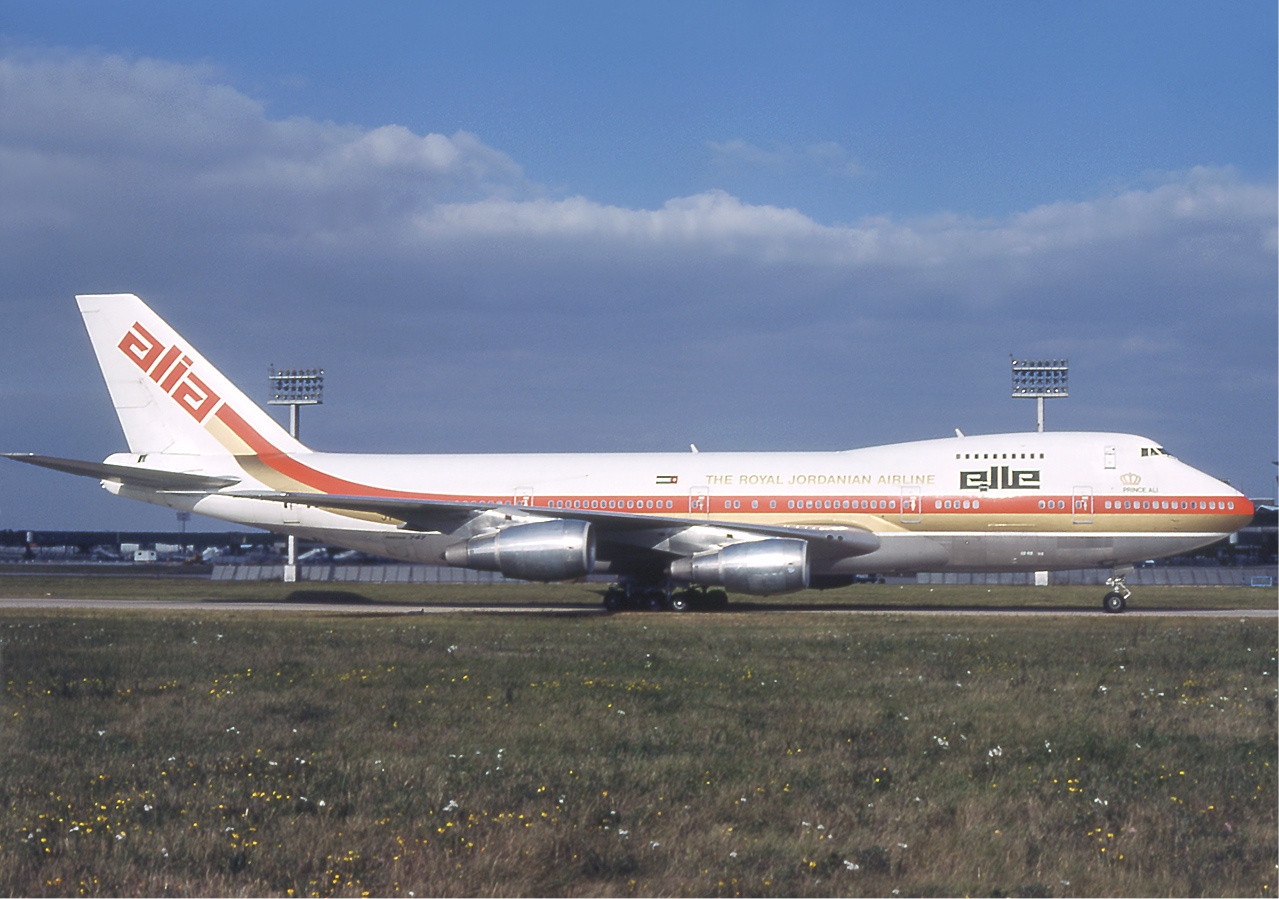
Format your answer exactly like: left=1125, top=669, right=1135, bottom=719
left=268, top=366, right=324, bottom=439
left=1011, top=357, right=1067, bottom=432
left=268, top=366, right=324, bottom=582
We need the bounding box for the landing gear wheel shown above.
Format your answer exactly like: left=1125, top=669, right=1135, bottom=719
left=1102, top=591, right=1127, bottom=614
left=1103, top=572, right=1132, bottom=614
left=604, top=583, right=639, bottom=611
left=642, top=587, right=666, bottom=611
left=670, top=594, right=690, bottom=612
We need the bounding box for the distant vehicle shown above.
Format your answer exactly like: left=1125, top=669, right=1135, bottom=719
left=133, top=549, right=157, bottom=563
left=4, top=294, right=1255, bottom=613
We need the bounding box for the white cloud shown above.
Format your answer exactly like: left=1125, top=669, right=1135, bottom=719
left=404, top=173, right=1272, bottom=307
left=708, top=138, right=867, bottom=177
left=0, top=49, right=532, bottom=241
left=0, top=50, right=1269, bottom=294
left=708, top=138, right=791, bottom=168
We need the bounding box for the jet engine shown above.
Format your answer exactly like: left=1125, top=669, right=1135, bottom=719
left=444, top=519, right=595, bottom=581
left=669, top=538, right=809, bottom=595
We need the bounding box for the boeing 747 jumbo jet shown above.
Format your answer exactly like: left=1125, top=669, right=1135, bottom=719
left=6, top=295, right=1254, bottom=613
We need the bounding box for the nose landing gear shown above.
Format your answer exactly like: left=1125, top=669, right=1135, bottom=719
left=1102, top=574, right=1131, bottom=613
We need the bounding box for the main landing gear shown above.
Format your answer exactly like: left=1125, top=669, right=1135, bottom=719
left=1102, top=574, right=1132, bottom=614
left=603, top=581, right=729, bottom=613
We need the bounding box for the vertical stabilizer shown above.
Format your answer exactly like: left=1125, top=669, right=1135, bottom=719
left=76, top=294, right=309, bottom=456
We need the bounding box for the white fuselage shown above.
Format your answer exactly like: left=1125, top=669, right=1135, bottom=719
left=109, top=430, right=1251, bottom=576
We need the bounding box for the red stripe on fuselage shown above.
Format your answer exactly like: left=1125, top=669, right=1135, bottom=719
left=210, top=405, right=1253, bottom=522
left=214, top=404, right=438, bottom=500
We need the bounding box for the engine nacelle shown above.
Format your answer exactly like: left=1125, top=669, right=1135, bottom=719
left=669, top=538, right=809, bottom=595
left=443, top=519, right=595, bottom=581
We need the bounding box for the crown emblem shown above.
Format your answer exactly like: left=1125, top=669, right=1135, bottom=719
left=1119, top=472, right=1141, bottom=486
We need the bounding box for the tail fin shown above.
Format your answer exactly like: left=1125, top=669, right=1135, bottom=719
left=77, top=294, right=309, bottom=456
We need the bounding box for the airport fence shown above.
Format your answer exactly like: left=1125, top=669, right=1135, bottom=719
left=208, top=563, right=1276, bottom=588
left=210, top=563, right=522, bottom=584
left=915, top=566, right=1276, bottom=587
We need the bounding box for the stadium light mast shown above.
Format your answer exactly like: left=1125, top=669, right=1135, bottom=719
left=1011, top=357, right=1067, bottom=432
left=268, top=366, right=324, bottom=583
left=268, top=366, right=324, bottom=439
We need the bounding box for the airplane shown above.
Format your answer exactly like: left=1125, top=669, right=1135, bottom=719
left=5, top=294, right=1254, bottom=613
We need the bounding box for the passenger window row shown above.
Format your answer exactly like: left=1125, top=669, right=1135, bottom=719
left=955, top=452, right=1045, bottom=460
left=545, top=499, right=676, bottom=510
left=785, top=499, right=898, bottom=511
left=936, top=499, right=981, bottom=509
left=509, top=495, right=1234, bottom=514
left=1104, top=500, right=1233, bottom=511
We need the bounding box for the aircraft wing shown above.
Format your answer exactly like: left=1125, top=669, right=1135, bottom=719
left=233, top=491, right=882, bottom=558
left=3, top=453, right=242, bottom=492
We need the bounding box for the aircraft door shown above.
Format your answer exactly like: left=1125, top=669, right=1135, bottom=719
left=900, top=486, right=922, bottom=524
left=1072, top=487, right=1094, bottom=524
left=688, top=486, right=710, bottom=519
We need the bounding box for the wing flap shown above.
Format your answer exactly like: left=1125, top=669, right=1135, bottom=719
left=3, top=453, right=241, bottom=491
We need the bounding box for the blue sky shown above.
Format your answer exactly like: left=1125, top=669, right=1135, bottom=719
left=0, top=1, right=1275, bottom=529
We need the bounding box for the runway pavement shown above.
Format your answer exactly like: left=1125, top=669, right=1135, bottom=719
left=0, top=597, right=1273, bottom=618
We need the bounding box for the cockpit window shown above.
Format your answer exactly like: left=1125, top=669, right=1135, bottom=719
left=1140, top=446, right=1173, bottom=458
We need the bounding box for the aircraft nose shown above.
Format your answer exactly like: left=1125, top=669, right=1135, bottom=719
left=1211, top=475, right=1254, bottom=521
left=1220, top=478, right=1253, bottom=513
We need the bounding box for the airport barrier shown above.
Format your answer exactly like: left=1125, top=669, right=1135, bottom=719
left=208, top=563, right=1277, bottom=587
left=915, top=566, right=1278, bottom=587
left=211, top=564, right=522, bottom=584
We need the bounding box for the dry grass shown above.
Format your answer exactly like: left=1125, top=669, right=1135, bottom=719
left=0, top=573, right=1274, bottom=612
left=0, top=599, right=1274, bottom=896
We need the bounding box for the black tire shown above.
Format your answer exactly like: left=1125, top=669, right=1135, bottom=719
left=670, top=594, right=690, bottom=612
left=707, top=589, right=729, bottom=610
left=1102, top=591, right=1127, bottom=614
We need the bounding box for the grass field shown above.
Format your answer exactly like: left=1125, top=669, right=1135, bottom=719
left=0, top=582, right=1274, bottom=896
left=0, top=573, right=1275, bottom=612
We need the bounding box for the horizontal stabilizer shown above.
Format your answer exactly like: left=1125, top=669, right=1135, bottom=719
left=3, top=453, right=241, bottom=491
